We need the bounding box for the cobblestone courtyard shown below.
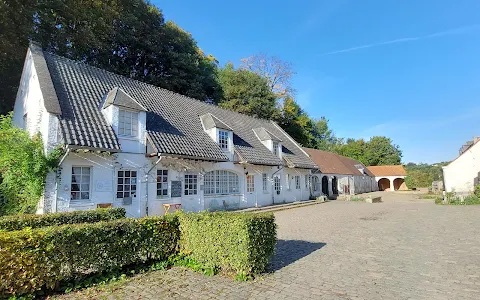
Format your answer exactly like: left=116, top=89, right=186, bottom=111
left=60, top=192, right=480, bottom=299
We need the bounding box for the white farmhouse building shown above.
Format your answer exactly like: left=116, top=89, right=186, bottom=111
left=303, top=148, right=377, bottom=198
left=366, top=165, right=407, bottom=191
left=442, top=138, right=480, bottom=195
left=12, top=44, right=316, bottom=218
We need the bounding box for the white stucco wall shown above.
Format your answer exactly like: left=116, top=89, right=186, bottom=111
left=12, top=49, right=58, bottom=154
left=310, top=173, right=377, bottom=197
left=443, top=142, right=480, bottom=194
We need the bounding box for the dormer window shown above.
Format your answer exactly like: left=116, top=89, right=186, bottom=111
left=273, top=141, right=279, bottom=156
left=118, top=109, right=138, bottom=137
left=218, top=130, right=229, bottom=150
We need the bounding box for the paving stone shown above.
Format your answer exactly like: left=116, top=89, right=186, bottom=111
left=57, top=192, right=480, bottom=300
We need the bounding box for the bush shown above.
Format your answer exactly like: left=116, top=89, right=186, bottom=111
left=0, top=207, right=126, bottom=231
left=0, top=215, right=179, bottom=296
left=178, top=212, right=276, bottom=275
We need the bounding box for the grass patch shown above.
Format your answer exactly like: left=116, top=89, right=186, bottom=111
left=350, top=197, right=364, bottom=202
left=435, top=191, right=480, bottom=205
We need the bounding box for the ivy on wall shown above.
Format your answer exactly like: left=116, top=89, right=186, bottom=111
left=0, top=113, right=64, bottom=215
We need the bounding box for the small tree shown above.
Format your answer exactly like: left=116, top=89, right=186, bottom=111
left=0, top=113, right=63, bottom=215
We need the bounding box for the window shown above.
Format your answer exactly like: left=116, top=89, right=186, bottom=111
left=218, top=130, right=229, bottom=150
left=312, top=176, right=319, bottom=191
left=295, top=175, right=300, bottom=189
left=305, top=175, right=309, bottom=189
left=247, top=175, right=255, bottom=192
left=118, top=109, right=138, bottom=137
left=274, top=176, right=281, bottom=194
left=262, top=173, right=268, bottom=191
left=184, top=174, right=198, bottom=195
left=156, top=169, right=168, bottom=198
left=287, top=174, right=291, bottom=190
left=272, top=141, right=278, bottom=156
left=204, top=170, right=239, bottom=195
left=71, top=167, right=91, bottom=200
left=117, top=170, right=137, bottom=198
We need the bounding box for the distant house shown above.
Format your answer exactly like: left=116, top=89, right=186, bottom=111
left=366, top=165, right=407, bottom=191
left=12, top=43, right=316, bottom=217
left=442, top=137, right=480, bottom=195
left=303, top=148, right=378, bottom=198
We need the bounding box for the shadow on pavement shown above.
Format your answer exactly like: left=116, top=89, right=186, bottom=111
left=269, top=240, right=326, bottom=272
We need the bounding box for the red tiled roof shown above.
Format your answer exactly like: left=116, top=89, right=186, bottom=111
left=366, top=165, right=407, bottom=176
left=303, top=148, right=370, bottom=176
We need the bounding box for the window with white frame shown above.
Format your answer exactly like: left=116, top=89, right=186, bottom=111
left=218, top=130, right=229, bottom=150
left=305, top=175, right=310, bottom=189
left=118, top=109, right=138, bottom=137
left=272, top=141, right=279, bottom=156
left=184, top=174, right=198, bottom=195
left=274, top=176, right=281, bottom=194
left=247, top=175, right=255, bottom=192
left=262, top=173, right=268, bottom=191
left=287, top=174, right=291, bottom=190
left=117, top=170, right=137, bottom=198
left=295, top=175, right=300, bottom=189
left=71, top=167, right=91, bottom=201
left=156, top=169, right=168, bottom=198
left=204, top=170, right=239, bottom=195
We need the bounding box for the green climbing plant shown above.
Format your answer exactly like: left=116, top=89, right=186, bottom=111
left=0, top=113, right=64, bottom=215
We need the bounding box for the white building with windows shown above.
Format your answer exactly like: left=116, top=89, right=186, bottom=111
left=12, top=44, right=316, bottom=217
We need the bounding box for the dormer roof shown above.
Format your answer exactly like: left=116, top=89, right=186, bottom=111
left=253, top=127, right=283, bottom=142
left=103, top=87, right=147, bottom=111
left=200, top=113, right=233, bottom=131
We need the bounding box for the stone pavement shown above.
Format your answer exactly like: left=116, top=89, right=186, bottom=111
left=59, top=192, right=480, bottom=299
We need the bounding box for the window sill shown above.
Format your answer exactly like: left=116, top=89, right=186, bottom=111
left=118, top=135, right=139, bottom=141
left=204, top=193, right=243, bottom=198
left=69, top=201, right=95, bottom=207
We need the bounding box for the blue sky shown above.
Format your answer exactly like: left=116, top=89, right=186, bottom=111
left=155, top=0, right=480, bottom=164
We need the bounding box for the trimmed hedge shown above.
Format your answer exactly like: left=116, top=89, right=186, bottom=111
left=179, top=212, right=277, bottom=275
left=0, top=207, right=126, bottom=231
left=0, top=215, right=179, bottom=296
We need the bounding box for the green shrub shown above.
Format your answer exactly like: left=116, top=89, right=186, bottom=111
left=178, top=212, right=276, bottom=275
left=0, top=207, right=126, bottom=231
left=463, top=195, right=480, bottom=205
left=474, top=184, right=480, bottom=198
left=0, top=215, right=179, bottom=296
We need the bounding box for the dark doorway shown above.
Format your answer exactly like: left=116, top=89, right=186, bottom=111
left=378, top=178, right=390, bottom=191
left=322, top=176, right=329, bottom=196
left=332, top=176, right=338, bottom=194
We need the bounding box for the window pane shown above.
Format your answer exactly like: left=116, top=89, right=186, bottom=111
left=80, top=192, right=89, bottom=200
left=72, top=167, right=81, bottom=174
left=118, top=171, right=124, bottom=177
left=125, top=171, right=130, bottom=177
left=131, top=171, right=137, bottom=177
left=117, top=192, right=123, bottom=198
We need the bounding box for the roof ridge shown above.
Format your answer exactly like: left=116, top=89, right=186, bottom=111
left=42, top=49, right=280, bottom=125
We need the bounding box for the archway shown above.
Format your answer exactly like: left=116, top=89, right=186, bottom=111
left=322, top=176, right=329, bottom=196
left=393, top=178, right=406, bottom=191
left=332, top=176, right=338, bottom=194
left=378, top=178, right=390, bottom=191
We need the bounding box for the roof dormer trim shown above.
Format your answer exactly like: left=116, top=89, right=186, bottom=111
left=199, top=113, right=233, bottom=131
left=102, top=87, right=147, bottom=112
left=252, top=127, right=282, bottom=142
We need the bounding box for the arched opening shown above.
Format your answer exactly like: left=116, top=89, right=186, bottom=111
left=322, top=176, right=329, bottom=196
left=332, top=176, right=338, bottom=194
left=378, top=178, right=390, bottom=191
left=312, top=176, right=319, bottom=192
left=393, top=178, right=406, bottom=191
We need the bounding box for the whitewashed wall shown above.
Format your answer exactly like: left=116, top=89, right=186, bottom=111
left=443, top=142, right=480, bottom=195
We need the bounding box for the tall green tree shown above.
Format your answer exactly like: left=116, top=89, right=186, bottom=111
left=310, top=117, right=337, bottom=151
left=217, top=63, right=279, bottom=120
left=0, top=0, right=222, bottom=115
left=364, top=136, right=402, bottom=166
left=277, top=96, right=313, bottom=146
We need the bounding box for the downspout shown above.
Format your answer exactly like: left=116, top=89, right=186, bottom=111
left=145, top=153, right=163, bottom=216
left=271, top=165, right=284, bottom=204
left=53, top=148, right=70, bottom=213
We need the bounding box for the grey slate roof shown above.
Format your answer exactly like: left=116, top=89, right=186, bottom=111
left=253, top=127, right=282, bottom=142
left=103, top=87, right=147, bottom=111
left=30, top=43, right=62, bottom=115
left=40, top=48, right=316, bottom=168
left=200, top=113, right=232, bottom=131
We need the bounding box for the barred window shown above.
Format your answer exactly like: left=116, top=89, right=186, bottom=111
left=117, top=170, right=137, bottom=198
left=295, top=176, right=300, bottom=189
left=156, top=169, right=168, bottom=197
left=204, top=170, right=239, bottom=195
left=272, top=141, right=279, bottom=156
left=71, top=167, right=91, bottom=201
left=305, top=175, right=309, bottom=188
left=184, top=174, right=198, bottom=195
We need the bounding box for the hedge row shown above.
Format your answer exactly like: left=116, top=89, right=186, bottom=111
left=179, top=212, right=277, bottom=274
left=0, top=208, right=126, bottom=231
left=0, top=215, right=179, bottom=296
